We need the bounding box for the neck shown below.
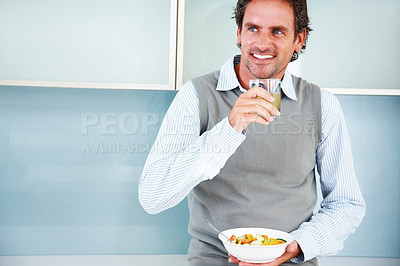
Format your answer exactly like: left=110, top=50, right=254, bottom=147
left=234, top=63, right=250, bottom=90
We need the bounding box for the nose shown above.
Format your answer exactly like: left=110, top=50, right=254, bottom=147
left=256, top=33, right=273, bottom=51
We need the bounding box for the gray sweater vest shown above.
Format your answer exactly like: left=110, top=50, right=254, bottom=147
left=187, top=71, right=321, bottom=266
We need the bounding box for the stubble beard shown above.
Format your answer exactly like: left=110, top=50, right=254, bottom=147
left=244, top=56, right=285, bottom=80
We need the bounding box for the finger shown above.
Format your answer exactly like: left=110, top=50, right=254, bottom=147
left=238, top=261, right=270, bottom=266
left=229, top=255, right=276, bottom=266
left=245, top=86, right=275, bottom=102
left=252, top=102, right=280, bottom=119
left=247, top=105, right=276, bottom=122
left=234, top=103, right=275, bottom=123
left=237, top=97, right=272, bottom=108
left=268, top=241, right=300, bottom=265
left=243, top=113, right=272, bottom=125
left=230, top=113, right=270, bottom=130
left=286, top=241, right=296, bottom=253
left=237, top=98, right=280, bottom=119
left=228, top=255, right=240, bottom=263
left=238, top=262, right=257, bottom=266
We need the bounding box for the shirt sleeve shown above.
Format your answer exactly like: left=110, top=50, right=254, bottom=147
left=290, top=89, right=366, bottom=263
left=138, top=81, right=246, bottom=215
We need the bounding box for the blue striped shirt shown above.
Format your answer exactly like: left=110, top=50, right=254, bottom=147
left=139, top=56, right=366, bottom=262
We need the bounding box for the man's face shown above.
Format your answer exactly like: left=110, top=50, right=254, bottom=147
left=237, top=0, right=306, bottom=82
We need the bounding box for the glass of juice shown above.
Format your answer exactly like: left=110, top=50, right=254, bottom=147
left=249, top=79, right=281, bottom=119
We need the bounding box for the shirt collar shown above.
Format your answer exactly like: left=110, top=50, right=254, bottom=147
left=216, top=55, right=297, bottom=101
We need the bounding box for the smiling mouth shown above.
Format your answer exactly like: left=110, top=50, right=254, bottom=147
left=253, top=53, right=274, bottom=60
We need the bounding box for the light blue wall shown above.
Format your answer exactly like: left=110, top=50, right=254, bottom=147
left=302, top=0, right=400, bottom=89
left=334, top=95, right=400, bottom=257
left=0, top=86, right=190, bottom=255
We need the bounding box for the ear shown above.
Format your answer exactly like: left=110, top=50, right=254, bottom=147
left=294, top=29, right=306, bottom=52
left=237, top=28, right=242, bottom=46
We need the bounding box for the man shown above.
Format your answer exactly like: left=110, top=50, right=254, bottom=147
left=139, top=0, right=366, bottom=265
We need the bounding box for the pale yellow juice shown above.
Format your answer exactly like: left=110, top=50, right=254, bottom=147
left=271, top=92, right=281, bottom=111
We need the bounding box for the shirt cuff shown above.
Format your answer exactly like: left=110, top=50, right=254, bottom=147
left=289, top=229, right=320, bottom=263
left=210, top=117, right=246, bottom=154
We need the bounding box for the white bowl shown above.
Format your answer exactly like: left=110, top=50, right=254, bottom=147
left=218, top=227, right=294, bottom=263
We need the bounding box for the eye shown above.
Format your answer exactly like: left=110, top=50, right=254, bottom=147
left=249, top=27, right=258, bottom=32
left=273, top=29, right=283, bottom=35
